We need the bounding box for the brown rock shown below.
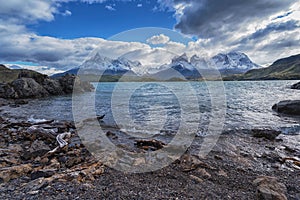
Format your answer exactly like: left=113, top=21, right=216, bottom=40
left=135, top=139, right=165, bottom=151
left=190, top=175, right=203, bottom=183
left=0, top=164, right=32, bottom=182
left=253, top=176, right=287, bottom=200
left=197, top=168, right=211, bottom=179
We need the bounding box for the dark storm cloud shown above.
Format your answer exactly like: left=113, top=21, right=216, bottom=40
left=236, top=20, right=300, bottom=44
left=249, top=20, right=299, bottom=40
left=173, top=0, right=298, bottom=38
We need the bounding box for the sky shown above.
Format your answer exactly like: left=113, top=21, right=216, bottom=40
left=0, top=0, right=299, bottom=74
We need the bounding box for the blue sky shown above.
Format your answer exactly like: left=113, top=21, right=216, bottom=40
left=29, top=1, right=176, bottom=39
left=0, top=0, right=299, bottom=74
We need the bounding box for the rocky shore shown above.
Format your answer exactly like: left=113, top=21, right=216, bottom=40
left=0, top=105, right=299, bottom=199
left=0, top=64, right=94, bottom=99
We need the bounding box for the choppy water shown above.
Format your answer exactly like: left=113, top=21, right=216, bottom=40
left=3, top=81, right=300, bottom=135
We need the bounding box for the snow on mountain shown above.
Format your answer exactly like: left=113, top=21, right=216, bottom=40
left=120, top=48, right=176, bottom=75
left=150, top=51, right=261, bottom=79
left=211, top=52, right=260, bottom=72
left=78, top=53, right=140, bottom=75
left=170, top=53, right=195, bottom=71
left=53, top=51, right=261, bottom=78
left=150, top=53, right=202, bottom=80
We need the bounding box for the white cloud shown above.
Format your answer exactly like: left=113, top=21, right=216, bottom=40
left=137, top=4, right=142, bottom=7
left=0, top=0, right=57, bottom=23
left=105, top=5, right=116, bottom=11
left=146, top=34, right=170, bottom=45
left=62, top=10, right=72, bottom=16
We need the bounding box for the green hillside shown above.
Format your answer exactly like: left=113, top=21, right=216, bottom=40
left=0, top=64, right=47, bottom=84
left=230, top=54, right=300, bottom=80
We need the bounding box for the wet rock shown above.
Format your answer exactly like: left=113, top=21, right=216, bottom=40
left=253, top=176, right=287, bottom=200
left=291, top=82, right=300, bottom=90
left=251, top=129, right=281, bottom=141
left=135, top=139, right=165, bottom=151
left=14, top=99, right=28, bottom=105
left=272, top=100, right=300, bottom=116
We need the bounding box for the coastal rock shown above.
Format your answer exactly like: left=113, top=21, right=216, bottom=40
left=251, top=129, right=281, bottom=141
left=42, top=79, right=64, bottom=95
left=18, top=70, right=48, bottom=85
left=253, top=176, right=287, bottom=200
left=58, top=74, right=94, bottom=94
left=291, top=82, right=300, bottom=90
left=0, top=83, right=16, bottom=98
left=272, top=100, right=300, bottom=115
left=11, top=78, right=49, bottom=98
left=0, top=65, right=94, bottom=99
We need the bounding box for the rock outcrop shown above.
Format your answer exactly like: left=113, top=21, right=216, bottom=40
left=272, top=100, right=300, bottom=116
left=0, top=65, right=94, bottom=99
left=291, top=82, right=300, bottom=90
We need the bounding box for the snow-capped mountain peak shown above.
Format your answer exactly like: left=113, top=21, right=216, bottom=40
left=212, top=51, right=260, bottom=72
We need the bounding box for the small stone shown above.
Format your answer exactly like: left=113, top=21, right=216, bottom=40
left=40, top=157, right=49, bottom=164
left=218, top=169, right=228, bottom=177
left=190, top=175, right=203, bottom=183
left=31, top=169, right=56, bottom=180
left=28, top=190, right=39, bottom=195
left=214, top=155, right=223, bottom=160
left=197, top=168, right=211, bottom=179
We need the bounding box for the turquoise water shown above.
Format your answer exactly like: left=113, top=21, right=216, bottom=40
left=4, top=80, right=300, bottom=135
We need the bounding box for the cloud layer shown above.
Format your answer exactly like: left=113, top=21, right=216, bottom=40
left=0, top=0, right=299, bottom=74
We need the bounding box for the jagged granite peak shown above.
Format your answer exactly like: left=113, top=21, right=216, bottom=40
left=172, top=53, right=189, bottom=63
left=79, top=53, right=140, bottom=74
left=212, top=51, right=260, bottom=71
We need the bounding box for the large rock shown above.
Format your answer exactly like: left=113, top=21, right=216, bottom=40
left=0, top=83, right=16, bottom=98
left=253, top=176, right=287, bottom=200
left=272, top=100, right=300, bottom=115
left=11, top=78, right=49, bottom=98
left=42, top=79, right=64, bottom=95
left=251, top=129, right=281, bottom=141
left=0, top=67, right=94, bottom=99
left=291, top=82, right=300, bottom=90
left=58, top=74, right=94, bottom=94
left=18, top=70, right=48, bottom=85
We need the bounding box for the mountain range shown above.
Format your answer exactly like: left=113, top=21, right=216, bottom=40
left=52, top=51, right=261, bottom=81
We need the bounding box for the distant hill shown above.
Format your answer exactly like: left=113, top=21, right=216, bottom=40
left=0, top=64, right=47, bottom=84
left=225, top=54, right=300, bottom=80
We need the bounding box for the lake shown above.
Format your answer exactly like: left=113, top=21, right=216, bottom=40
left=3, top=80, right=300, bottom=136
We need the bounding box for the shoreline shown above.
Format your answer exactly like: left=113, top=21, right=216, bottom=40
left=0, top=103, right=299, bottom=199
